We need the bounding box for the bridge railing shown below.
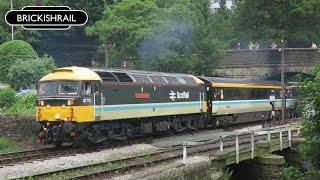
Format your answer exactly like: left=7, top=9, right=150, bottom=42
left=181, top=123, right=300, bottom=165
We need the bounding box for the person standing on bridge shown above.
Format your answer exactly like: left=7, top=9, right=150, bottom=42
left=248, top=42, right=254, bottom=50
left=311, top=42, right=317, bottom=49
left=270, top=42, right=278, bottom=49
left=254, top=42, right=260, bottom=49
left=236, top=42, right=241, bottom=50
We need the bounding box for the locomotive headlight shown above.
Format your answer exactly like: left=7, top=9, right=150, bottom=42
left=55, top=114, right=60, bottom=120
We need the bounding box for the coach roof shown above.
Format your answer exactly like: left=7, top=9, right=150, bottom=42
left=198, top=76, right=283, bottom=89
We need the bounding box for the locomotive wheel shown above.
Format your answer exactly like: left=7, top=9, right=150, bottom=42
left=172, top=118, right=186, bottom=133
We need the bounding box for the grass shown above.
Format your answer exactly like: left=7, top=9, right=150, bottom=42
left=0, top=137, right=25, bottom=153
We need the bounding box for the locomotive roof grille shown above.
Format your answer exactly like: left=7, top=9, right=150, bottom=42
left=89, top=68, right=202, bottom=85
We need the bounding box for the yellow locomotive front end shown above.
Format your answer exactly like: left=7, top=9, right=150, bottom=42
left=34, top=67, right=102, bottom=146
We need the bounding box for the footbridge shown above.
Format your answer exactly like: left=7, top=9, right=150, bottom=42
left=153, top=122, right=303, bottom=179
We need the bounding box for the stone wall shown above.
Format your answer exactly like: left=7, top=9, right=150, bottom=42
left=215, top=48, right=319, bottom=79
left=0, top=115, right=35, bottom=140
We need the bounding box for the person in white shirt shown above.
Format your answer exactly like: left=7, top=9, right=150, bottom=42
left=248, top=42, right=254, bottom=50
left=311, top=42, right=317, bottom=49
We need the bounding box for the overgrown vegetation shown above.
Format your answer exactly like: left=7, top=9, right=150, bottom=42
left=0, top=137, right=24, bottom=153
left=286, top=60, right=320, bottom=178
left=0, top=87, right=36, bottom=115
left=283, top=166, right=320, bottom=180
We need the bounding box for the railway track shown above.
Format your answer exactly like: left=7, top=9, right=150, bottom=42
left=17, top=130, right=295, bottom=180
left=0, top=119, right=299, bottom=170
left=0, top=145, right=86, bottom=168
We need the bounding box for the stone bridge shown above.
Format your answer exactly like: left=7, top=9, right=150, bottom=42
left=214, top=48, right=319, bottom=80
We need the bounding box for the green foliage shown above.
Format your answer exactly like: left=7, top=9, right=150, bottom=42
left=297, top=56, right=320, bottom=175
left=0, top=137, right=10, bottom=150
left=7, top=55, right=56, bottom=89
left=0, top=137, right=24, bottom=153
left=5, top=93, right=36, bottom=115
left=283, top=166, right=320, bottom=180
left=0, top=87, right=16, bottom=109
left=86, top=0, right=159, bottom=67
left=86, top=0, right=226, bottom=75
left=283, top=166, right=303, bottom=180
left=0, top=40, right=38, bottom=82
left=231, top=0, right=320, bottom=47
left=221, top=168, right=233, bottom=180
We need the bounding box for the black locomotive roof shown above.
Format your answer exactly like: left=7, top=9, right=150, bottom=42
left=89, top=68, right=202, bottom=85
left=198, top=76, right=283, bottom=86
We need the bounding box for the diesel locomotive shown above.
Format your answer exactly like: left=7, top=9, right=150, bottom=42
left=33, top=66, right=296, bottom=146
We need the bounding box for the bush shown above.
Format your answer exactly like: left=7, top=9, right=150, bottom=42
left=283, top=166, right=303, bottom=180
left=0, top=40, right=38, bottom=82
left=5, top=93, right=36, bottom=115
left=0, top=137, right=10, bottom=150
left=7, top=55, right=56, bottom=89
left=0, top=87, right=16, bottom=109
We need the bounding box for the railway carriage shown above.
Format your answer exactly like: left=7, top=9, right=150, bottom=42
left=198, top=77, right=296, bottom=126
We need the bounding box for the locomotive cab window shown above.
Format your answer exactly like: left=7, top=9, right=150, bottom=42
left=38, top=81, right=79, bottom=96
left=59, top=81, right=78, bottom=95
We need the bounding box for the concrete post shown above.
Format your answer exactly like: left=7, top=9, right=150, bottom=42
left=219, top=136, right=223, bottom=152
left=183, top=142, right=187, bottom=165
left=267, top=128, right=271, bottom=142
left=236, top=134, right=239, bottom=164
left=251, top=130, right=254, bottom=159
left=279, top=131, right=283, bottom=150
left=288, top=124, right=292, bottom=147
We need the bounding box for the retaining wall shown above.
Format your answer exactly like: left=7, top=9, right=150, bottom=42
left=0, top=114, right=35, bottom=139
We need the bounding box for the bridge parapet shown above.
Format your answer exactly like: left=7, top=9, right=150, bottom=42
left=215, top=48, right=319, bottom=79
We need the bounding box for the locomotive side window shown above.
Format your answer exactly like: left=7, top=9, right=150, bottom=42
left=92, top=83, right=100, bottom=93
left=96, top=72, right=118, bottom=82
left=112, top=72, right=133, bottom=82
left=83, top=82, right=92, bottom=95
left=150, top=76, right=166, bottom=84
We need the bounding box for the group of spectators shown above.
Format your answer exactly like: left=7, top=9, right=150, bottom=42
left=234, top=42, right=317, bottom=50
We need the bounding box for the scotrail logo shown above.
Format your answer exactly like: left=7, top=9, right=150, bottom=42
left=169, top=90, right=190, bottom=101
left=169, top=91, right=176, bottom=101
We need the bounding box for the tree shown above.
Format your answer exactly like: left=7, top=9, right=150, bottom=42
left=231, top=0, right=320, bottom=47
left=86, top=0, right=159, bottom=67
left=87, top=0, right=226, bottom=75
left=0, top=40, right=38, bottom=82
left=7, top=55, right=56, bottom=89
left=0, top=0, right=39, bottom=44
left=296, top=62, right=320, bottom=177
